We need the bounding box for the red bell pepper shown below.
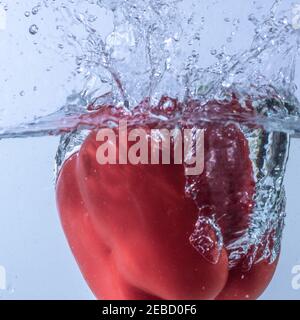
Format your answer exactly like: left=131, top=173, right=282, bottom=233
left=56, top=98, right=278, bottom=300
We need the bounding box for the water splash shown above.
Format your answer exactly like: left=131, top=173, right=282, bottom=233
left=1, top=0, right=300, bottom=136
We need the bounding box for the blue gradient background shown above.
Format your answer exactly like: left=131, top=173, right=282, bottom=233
left=0, top=0, right=300, bottom=299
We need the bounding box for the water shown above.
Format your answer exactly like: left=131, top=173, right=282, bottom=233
left=1, top=0, right=300, bottom=286
left=1, top=0, right=300, bottom=137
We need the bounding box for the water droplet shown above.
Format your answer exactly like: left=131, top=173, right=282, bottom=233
left=233, top=18, right=240, bottom=25
left=29, top=24, right=39, bottom=35
left=193, top=32, right=200, bottom=41
left=222, top=80, right=231, bottom=88
left=282, top=17, right=288, bottom=25
left=248, top=13, right=258, bottom=25
left=32, top=6, right=40, bottom=15
left=189, top=216, right=223, bottom=265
